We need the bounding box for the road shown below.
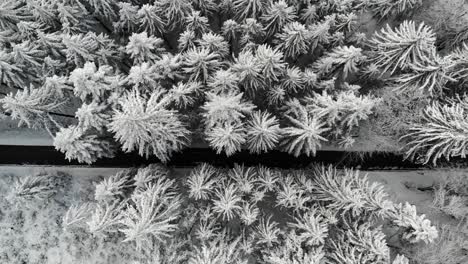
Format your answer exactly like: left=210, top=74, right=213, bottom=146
left=0, top=145, right=423, bottom=169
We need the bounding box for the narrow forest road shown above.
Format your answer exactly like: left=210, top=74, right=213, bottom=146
left=0, top=145, right=423, bottom=169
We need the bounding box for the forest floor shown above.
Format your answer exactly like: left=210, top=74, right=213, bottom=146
left=0, top=165, right=465, bottom=264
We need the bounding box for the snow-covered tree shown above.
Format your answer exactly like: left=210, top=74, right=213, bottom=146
left=202, top=92, right=255, bottom=128
left=126, top=32, right=166, bottom=64
left=246, top=111, right=282, bottom=154
left=182, top=47, right=222, bottom=83
left=109, top=88, right=190, bottom=163
left=53, top=125, right=115, bottom=164
left=12, top=172, right=57, bottom=202
left=394, top=52, right=457, bottom=96
left=137, top=4, right=166, bottom=36
left=403, top=101, right=468, bottom=165
left=198, top=33, right=230, bottom=58
left=367, top=0, right=422, bottom=19
left=369, top=21, right=436, bottom=75
left=282, top=106, right=329, bottom=157
left=186, top=163, right=219, bottom=200
left=168, top=81, right=201, bottom=108
left=1, top=85, right=65, bottom=130
left=69, top=62, right=121, bottom=101
left=120, top=180, right=181, bottom=250
left=156, top=0, right=193, bottom=27
left=185, top=11, right=210, bottom=35
left=255, top=44, right=286, bottom=83
left=312, top=45, right=365, bottom=78
left=275, top=22, right=311, bottom=59
left=207, top=69, right=240, bottom=94
left=261, top=0, right=297, bottom=37
left=76, top=102, right=110, bottom=130
left=231, top=50, right=264, bottom=92
left=206, top=123, right=246, bottom=156
left=212, top=183, right=242, bottom=220
left=232, top=0, right=267, bottom=21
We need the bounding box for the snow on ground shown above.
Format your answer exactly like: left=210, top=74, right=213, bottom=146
left=0, top=165, right=464, bottom=263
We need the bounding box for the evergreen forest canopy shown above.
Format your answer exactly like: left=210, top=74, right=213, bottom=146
left=1, top=0, right=468, bottom=165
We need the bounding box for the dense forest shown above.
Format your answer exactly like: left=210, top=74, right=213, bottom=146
left=1, top=0, right=468, bottom=165
left=0, top=0, right=468, bottom=263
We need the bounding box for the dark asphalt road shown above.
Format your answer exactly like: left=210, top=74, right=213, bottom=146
left=0, top=145, right=423, bottom=169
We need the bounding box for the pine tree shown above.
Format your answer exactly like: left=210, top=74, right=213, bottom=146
left=239, top=18, right=265, bottom=47
left=114, top=2, right=139, bottom=33
left=63, top=203, right=95, bottom=230
left=184, top=11, right=210, bottom=35
left=207, top=69, right=240, bottom=94
left=255, top=44, right=286, bottom=83
left=178, top=29, right=197, bottom=52
left=69, top=62, right=120, bottom=101
left=156, top=0, right=193, bottom=28
left=109, top=89, right=190, bottom=163
left=192, top=0, right=218, bottom=16
left=312, top=45, right=365, bottom=78
left=232, top=0, right=268, bottom=21
left=261, top=0, right=297, bottom=37
left=186, top=163, right=219, bottom=200
left=0, top=50, right=26, bottom=88
left=369, top=21, right=436, bottom=75
left=282, top=106, right=329, bottom=157
left=221, top=19, right=240, bottom=43
left=0, top=0, right=26, bottom=31
left=120, top=181, right=182, bottom=250
left=275, top=22, right=311, bottom=59
left=137, top=4, right=166, bottom=36
left=53, top=125, right=115, bottom=164
left=202, top=92, right=256, bottom=128
left=12, top=172, right=57, bottom=202
left=76, top=102, right=110, bottom=131
left=206, top=123, right=246, bottom=156
left=231, top=50, right=264, bottom=92
left=394, top=52, right=457, bottom=96
left=246, top=111, right=282, bottom=154
left=1, top=85, right=65, bottom=130
left=126, top=32, right=166, bottom=64
left=368, top=0, right=422, bottom=19
left=281, top=66, right=305, bottom=92
left=403, top=101, right=468, bottom=165
left=212, top=183, right=242, bottom=220
left=168, top=81, right=201, bottom=108
left=182, top=47, right=222, bottom=83
left=198, top=32, right=230, bottom=58
left=95, top=169, right=133, bottom=202
left=307, top=91, right=379, bottom=135
left=87, top=200, right=125, bottom=236
left=82, top=0, right=116, bottom=20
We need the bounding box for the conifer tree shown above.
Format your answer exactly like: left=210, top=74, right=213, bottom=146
left=202, top=92, right=256, bottom=128
left=369, top=21, right=436, bottom=75
left=282, top=105, right=329, bottom=157
left=255, top=44, right=286, bottom=83
left=1, top=85, right=65, bottom=130
left=137, top=4, right=166, bottom=36
left=404, top=100, right=468, bottom=165
left=53, top=125, right=115, bottom=164
left=232, top=0, right=268, bottom=21
left=312, top=45, right=365, bottom=78
left=69, top=62, right=121, bottom=101
left=261, top=0, right=297, bottom=37
left=275, top=22, right=311, bottom=59
left=126, top=32, right=166, bottom=64
left=182, top=47, right=222, bottom=83
left=109, top=88, right=190, bottom=163
left=246, top=111, right=282, bottom=154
